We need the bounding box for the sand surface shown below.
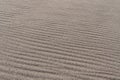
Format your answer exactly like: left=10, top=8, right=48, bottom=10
left=0, top=0, right=120, bottom=80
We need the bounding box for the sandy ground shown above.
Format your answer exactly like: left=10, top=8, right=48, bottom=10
left=0, top=0, right=120, bottom=80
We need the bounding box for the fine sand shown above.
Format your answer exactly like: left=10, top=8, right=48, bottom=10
left=0, top=0, right=120, bottom=80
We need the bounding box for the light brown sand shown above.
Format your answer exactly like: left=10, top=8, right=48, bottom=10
left=0, top=0, right=120, bottom=80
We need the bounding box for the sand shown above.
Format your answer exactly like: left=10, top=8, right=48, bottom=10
left=0, top=0, right=120, bottom=80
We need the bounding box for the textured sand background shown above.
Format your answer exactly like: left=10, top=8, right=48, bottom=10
left=0, top=0, right=120, bottom=80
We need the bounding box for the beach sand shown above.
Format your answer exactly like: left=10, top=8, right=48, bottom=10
left=0, top=0, right=120, bottom=80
